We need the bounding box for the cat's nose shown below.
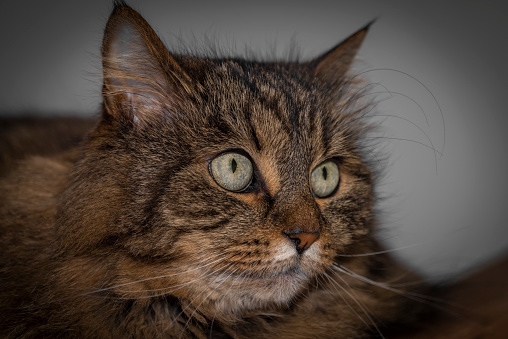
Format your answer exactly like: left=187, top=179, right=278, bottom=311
left=283, top=230, right=320, bottom=254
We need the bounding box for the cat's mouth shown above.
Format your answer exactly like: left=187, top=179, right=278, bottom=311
left=239, top=258, right=315, bottom=287
left=229, top=263, right=305, bottom=280
left=273, top=265, right=301, bottom=276
left=178, top=252, right=325, bottom=312
left=250, top=242, right=325, bottom=282
left=181, top=243, right=326, bottom=309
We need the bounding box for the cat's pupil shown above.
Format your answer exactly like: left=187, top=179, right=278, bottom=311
left=231, top=158, right=238, bottom=173
left=322, top=166, right=328, bottom=181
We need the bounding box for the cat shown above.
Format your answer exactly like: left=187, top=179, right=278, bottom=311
left=0, top=1, right=429, bottom=338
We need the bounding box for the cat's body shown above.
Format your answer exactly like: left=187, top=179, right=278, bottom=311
left=0, top=3, right=426, bottom=338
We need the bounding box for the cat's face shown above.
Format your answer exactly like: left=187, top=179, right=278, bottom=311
left=59, top=5, right=375, bottom=316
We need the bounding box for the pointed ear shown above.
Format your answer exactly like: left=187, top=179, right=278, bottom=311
left=308, top=21, right=373, bottom=83
left=101, top=4, right=191, bottom=124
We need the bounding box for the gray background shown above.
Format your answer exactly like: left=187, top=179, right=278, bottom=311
left=1, top=0, right=507, bottom=282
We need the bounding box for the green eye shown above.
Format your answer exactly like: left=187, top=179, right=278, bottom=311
left=310, top=160, right=340, bottom=198
left=210, top=152, right=253, bottom=192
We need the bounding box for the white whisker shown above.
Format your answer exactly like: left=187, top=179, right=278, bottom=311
left=209, top=270, right=247, bottom=336
left=168, top=262, right=237, bottom=331
left=80, top=252, right=229, bottom=296
left=321, top=272, right=370, bottom=329
left=116, top=260, right=231, bottom=294
left=335, top=242, right=423, bottom=257
left=332, top=264, right=458, bottom=315
left=179, top=267, right=240, bottom=339
left=324, top=270, right=384, bottom=338
left=84, top=259, right=237, bottom=301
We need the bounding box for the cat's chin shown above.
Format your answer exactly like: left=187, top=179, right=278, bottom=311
left=157, top=242, right=328, bottom=318
left=259, top=267, right=309, bottom=301
left=208, top=253, right=325, bottom=315
left=240, top=242, right=326, bottom=305
left=206, top=267, right=310, bottom=317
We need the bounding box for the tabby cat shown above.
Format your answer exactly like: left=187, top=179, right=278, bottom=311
left=0, top=2, right=427, bottom=338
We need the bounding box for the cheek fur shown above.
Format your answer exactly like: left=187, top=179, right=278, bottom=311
left=270, top=239, right=296, bottom=262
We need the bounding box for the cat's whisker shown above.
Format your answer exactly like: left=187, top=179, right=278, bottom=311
left=355, top=141, right=385, bottom=171
left=321, top=272, right=368, bottom=327
left=352, top=68, right=445, bottom=156
left=365, top=136, right=441, bottom=155
left=356, top=81, right=392, bottom=96
left=179, top=267, right=240, bottom=339
left=115, top=261, right=225, bottom=294
left=171, top=265, right=239, bottom=336
left=340, top=81, right=389, bottom=110
left=337, top=84, right=376, bottom=116
left=94, top=261, right=238, bottom=301
left=364, top=94, right=440, bottom=172
left=332, top=270, right=384, bottom=334
left=208, top=270, right=247, bottom=338
left=362, top=89, right=430, bottom=127
left=80, top=252, right=230, bottom=295
left=369, top=113, right=439, bottom=165
left=332, top=264, right=460, bottom=316
left=333, top=264, right=411, bottom=293
left=323, top=270, right=385, bottom=338
left=385, top=279, right=430, bottom=288
left=335, top=242, right=424, bottom=257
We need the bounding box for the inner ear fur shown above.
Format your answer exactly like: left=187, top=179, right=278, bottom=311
left=101, top=3, right=193, bottom=124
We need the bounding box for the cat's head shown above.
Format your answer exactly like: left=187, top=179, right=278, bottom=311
left=58, top=3, right=376, bottom=317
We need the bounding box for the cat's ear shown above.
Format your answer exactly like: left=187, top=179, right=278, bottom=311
left=101, top=3, right=191, bottom=124
left=308, top=21, right=373, bottom=83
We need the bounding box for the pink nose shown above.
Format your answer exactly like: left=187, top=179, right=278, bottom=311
left=284, top=231, right=320, bottom=254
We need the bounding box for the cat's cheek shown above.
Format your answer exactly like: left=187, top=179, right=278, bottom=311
left=301, top=241, right=322, bottom=264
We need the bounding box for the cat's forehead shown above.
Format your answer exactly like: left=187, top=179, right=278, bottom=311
left=213, top=60, right=313, bottom=106
left=206, top=60, right=322, bottom=148
left=198, top=59, right=355, bottom=163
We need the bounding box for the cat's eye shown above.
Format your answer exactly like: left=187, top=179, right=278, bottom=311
left=310, top=160, right=340, bottom=198
left=210, top=152, right=253, bottom=192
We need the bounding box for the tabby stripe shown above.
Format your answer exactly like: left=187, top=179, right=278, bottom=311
left=246, top=103, right=262, bottom=151
left=241, top=67, right=288, bottom=130
left=200, top=219, right=230, bottom=231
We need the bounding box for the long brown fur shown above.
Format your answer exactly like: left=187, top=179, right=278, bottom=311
left=0, top=2, right=427, bottom=338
